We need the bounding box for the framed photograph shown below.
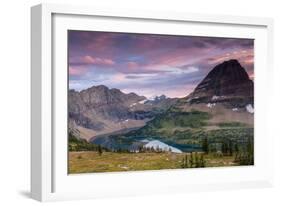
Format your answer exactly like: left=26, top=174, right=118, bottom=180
left=31, top=3, right=274, bottom=201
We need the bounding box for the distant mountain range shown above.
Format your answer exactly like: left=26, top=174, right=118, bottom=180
left=69, top=85, right=177, bottom=140
left=69, top=59, right=254, bottom=147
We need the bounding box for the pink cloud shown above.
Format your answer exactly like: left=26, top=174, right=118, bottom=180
left=111, top=73, right=126, bottom=82
left=82, top=55, right=115, bottom=66
left=206, top=49, right=254, bottom=66
left=117, top=49, right=207, bottom=75
left=127, top=61, right=139, bottom=69
left=69, top=66, right=88, bottom=76
left=146, top=47, right=213, bottom=69
left=249, top=72, right=254, bottom=80
left=86, top=33, right=117, bottom=53
left=243, top=56, right=254, bottom=65
left=83, top=55, right=95, bottom=64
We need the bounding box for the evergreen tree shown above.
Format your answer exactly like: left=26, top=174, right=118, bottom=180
left=234, top=139, right=254, bottom=165
left=229, top=140, right=233, bottom=156
left=202, top=137, right=209, bottom=154
left=185, top=154, right=188, bottom=168
left=221, top=143, right=225, bottom=155
left=234, top=144, right=239, bottom=162
left=181, top=154, right=189, bottom=168
left=138, top=145, right=143, bottom=153
left=221, top=142, right=229, bottom=155
left=234, top=143, right=239, bottom=153
left=181, top=157, right=185, bottom=168
left=194, top=152, right=199, bottom=167
left=199, top=154, right=206, bottom=167
left=246, top=139, right=254, bottom=165
left=98, top=145, right=103, bottom=156
left=189, top=152, right=194, bottom=168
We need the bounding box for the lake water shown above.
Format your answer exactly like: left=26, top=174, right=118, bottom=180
left=139, top=137, right=202, bottom=153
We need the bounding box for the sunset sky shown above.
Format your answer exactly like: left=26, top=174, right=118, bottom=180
left=68, top=30, right=254, bottom=98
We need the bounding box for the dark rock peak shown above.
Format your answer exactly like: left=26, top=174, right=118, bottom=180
left=188, top=59, right=254, bottom=106
left=144, top=94, right=169, bottom=105
left=110, top=88, right=122, bottom=93
left=152, top=95, right=167, bottom=102
left=83, top=84, right=108, bottom=92
left=75, top=85, right=140, bottom=98
left=158, top=94, right=167, bottom=100
left=128, top=92, right=139, bottom=97
left=205, top=59, right=250, bottom=83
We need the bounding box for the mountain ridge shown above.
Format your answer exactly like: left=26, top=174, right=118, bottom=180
left=69, top=84, right=177, bottom=140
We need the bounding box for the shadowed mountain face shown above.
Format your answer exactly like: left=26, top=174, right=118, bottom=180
left=187, top=59, right=254, bottom=107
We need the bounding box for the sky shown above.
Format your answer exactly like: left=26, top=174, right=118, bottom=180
left=68, top=30, right=254, bottom=98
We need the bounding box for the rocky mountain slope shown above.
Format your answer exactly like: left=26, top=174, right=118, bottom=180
left=69, top=85, right=177, bottom=140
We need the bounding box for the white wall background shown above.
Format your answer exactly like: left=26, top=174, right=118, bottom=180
left=0, top=0, right=280, bottom=205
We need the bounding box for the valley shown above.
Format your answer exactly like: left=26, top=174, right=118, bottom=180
left=68, top=59, right=254, bottom=173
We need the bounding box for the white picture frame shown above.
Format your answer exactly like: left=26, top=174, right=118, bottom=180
left=31, top=3, right=274, bottom=202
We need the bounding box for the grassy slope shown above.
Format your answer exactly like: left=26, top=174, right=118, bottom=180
left=69, top=151, right=239, bottom=174
left=69, top=107, right=253, bottom=173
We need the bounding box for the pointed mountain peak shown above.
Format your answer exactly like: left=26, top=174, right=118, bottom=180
left=188, top=59, right=253, bottom=106
left=88, top=84, right=108, bottom=91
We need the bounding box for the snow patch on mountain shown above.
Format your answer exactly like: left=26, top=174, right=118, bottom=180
left=130, top=103, right=137, bottom=107
left=140, top=139, right=150, bottom=143
left=207, top=103, right=216, bottom=108
left=212, top=95, right=219, bottom=100
left=146, top=95, right=167, bottom=104
left=138, top=99, right=147, bottom=104
left=246, top=104, right=254, bottom=114
left=147, top=95, right=157, bottom=101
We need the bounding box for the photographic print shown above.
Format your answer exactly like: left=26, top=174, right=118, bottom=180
left=68, top=31, right=254, bottom=174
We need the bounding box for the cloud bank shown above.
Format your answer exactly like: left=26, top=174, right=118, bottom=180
left=68, top=31, right=254, bottom=98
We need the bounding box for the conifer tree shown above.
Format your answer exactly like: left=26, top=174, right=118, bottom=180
left=189, top=152, right=194, bottom=168
left=98, top=145, right=103, bottom=156
left=229, top=140, right=233, bottom=156
left=194, top=152, right=199, bottom=167
left=181, top=154, right=190, bottom=168
left=202, top=137, right=209, bottom=154
left=199, top=154, right=206, bottom=167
